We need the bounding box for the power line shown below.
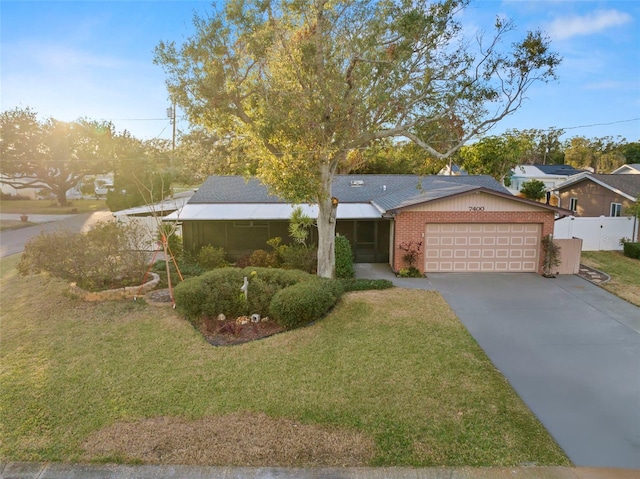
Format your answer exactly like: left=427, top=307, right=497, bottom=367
left=559, top=117, right=640, bottom=131
left=107, top=118, right=168, bottom=121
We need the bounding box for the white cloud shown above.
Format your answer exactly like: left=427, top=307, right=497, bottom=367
left=548, top=10, right=632, bottom=40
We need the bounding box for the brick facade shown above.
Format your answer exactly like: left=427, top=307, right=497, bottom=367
left=392, top=210, right=555, bottom=274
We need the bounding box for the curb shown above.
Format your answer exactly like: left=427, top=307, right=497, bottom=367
left=2, top=463, right=639, bottom=479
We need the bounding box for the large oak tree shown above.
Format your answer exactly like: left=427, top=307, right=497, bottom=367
left=0, top=107, right=117, bottom=206
left=155, top=0, right=560, bottom=278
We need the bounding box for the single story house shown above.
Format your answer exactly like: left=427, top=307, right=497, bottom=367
left=551, top=174, right=640, bottom=217
left=114, top=192, right=193, bottom=250
left=437, top=163, right=468, bottom=176
left=505, top=164, right=585, bottom=194
left=166, top=175, right=572, bottom=274
left=611, top=164, right=640, bottom=175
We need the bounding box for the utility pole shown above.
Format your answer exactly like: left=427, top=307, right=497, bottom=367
left=166, top=102, right=176, bottom=170
left=166, top=102, right=176, bottom=151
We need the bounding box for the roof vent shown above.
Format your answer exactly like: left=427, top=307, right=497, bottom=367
left=350, top=180, right=364, bottom=187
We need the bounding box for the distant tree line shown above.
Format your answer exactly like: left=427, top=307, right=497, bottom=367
left=2, top=106, right=638, bottom=211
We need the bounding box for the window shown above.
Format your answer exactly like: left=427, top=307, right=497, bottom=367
left=569, top=197, right=578, bottom=212
left=610, top=203, right=622, bottom=217
left=233, top=221, right=268, bottom=228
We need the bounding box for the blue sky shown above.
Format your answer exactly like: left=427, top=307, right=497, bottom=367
left=1, top=0, right=639, bottom=144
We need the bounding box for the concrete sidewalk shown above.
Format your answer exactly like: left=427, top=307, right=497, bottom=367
left=2, top=463, right=639, bottom=479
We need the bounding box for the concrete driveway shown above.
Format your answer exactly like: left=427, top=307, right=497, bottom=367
left=426, top=273, right=640, bottom=469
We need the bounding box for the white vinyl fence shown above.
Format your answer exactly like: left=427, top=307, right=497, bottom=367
left=554, top=216, right=639, bottom=251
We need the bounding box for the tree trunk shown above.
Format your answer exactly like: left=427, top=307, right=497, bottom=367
left=316, top=163, right=337, bottom=278
left=55, top=186, right=69, bottom=206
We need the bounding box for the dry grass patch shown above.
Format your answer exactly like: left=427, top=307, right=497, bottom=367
left=82, top=412, right=375, bottom=466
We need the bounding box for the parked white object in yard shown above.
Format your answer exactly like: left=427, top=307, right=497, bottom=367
left=554, top=215, right=638, bottom=251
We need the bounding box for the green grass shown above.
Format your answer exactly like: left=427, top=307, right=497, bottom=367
left=0, top=220, right=38, bottom=231
left=581, top=251, right=640, bottom=306
left=0, top=199, right=106, bottom=215
left=0, top=255, right=569, bottom=467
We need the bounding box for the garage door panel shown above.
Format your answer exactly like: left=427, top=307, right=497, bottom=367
left=424, top=223, right=540, bottom=273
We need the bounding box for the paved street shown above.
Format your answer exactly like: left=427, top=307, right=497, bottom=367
left=0, top=211, right=114, bottom=258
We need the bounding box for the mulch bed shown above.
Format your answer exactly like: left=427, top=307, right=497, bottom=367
left=145, top=288, right=285, bottom=346
left=200, top=315, right=285, bottom=346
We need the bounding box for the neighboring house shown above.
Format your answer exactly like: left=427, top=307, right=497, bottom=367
left=0, top=174, right=46, bottom=199
left=506, top=164, right=585, bottom=195
left=437, top=163, right=468, bottom=176
left=113, top=192, right=193, bottom=250
left=166, top=175, right=571, bottom=274
left=611, top=164, right=640, bottom=175
left=1, top=173, right=89, bottom=200
left=551, top=174, right=640, bottom=217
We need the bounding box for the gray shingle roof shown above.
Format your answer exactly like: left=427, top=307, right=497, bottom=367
left=535, top=164, right=585, bottom=176
left=590, top=174, right=640, bottom=199
left=189, top=175, right=510, bottom=211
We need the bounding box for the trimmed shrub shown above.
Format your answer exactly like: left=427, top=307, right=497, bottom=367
left=280, top=244, right=317, bottom=273
left=171, top=276, right=209, bottom=323
left=269, top=279, right=343, bottom=330
left=246, top=276, right=280, bottom=315
left=623, top=242, right=640, bottom=259
left=174, top=268, right=247, bottom=324
left=340, top=278, right=394, bottom=292
left=174, top=266, right=317, bottom=327
left=249, top=249, right=281, bottom=268
left=234, top=254, right=252, bottom=268
left=244, top=267, right=315, bottom=315
left=242, top=267, right=313, bottom=287
left=197, top=245, right=229, bottom=269
left=335, top=235, right=355, bottom=279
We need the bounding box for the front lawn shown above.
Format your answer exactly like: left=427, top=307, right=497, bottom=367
left=0, top=255, right=569, bottom=467
left=0, top=219, right=37, bottom=231
left=581, top=251, right=640, bottom=306
left=0, top=199, right=106, bottom=215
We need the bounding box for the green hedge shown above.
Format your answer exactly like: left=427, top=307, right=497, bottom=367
left=173, top=267, right=316, bottom=327
left=174, top=268, right=247, bottom=325
left=335, top=235, right=355, bottom=279
left=269, top=279, right=344, bottom=330
left=174, top=266, right=394, bottom=332
left=339, top=278, right=394, bottom=292
left=623, top=242, right=640, bottom=259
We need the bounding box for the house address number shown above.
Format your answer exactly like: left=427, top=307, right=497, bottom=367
left=468, top=206, right=485, bottom=211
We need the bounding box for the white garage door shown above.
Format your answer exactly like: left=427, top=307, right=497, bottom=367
left=424, top=223, right=541, bottom=272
